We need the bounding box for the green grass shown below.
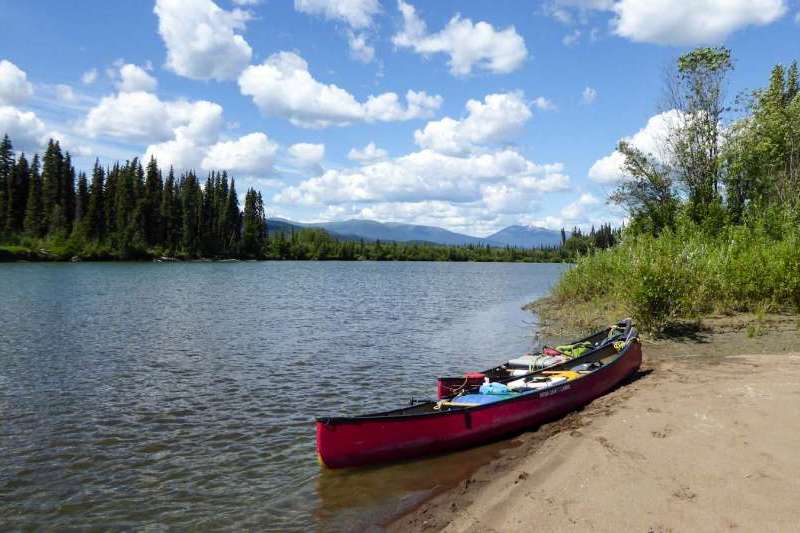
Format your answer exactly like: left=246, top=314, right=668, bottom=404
left=549, top=224, right=800, bottom=334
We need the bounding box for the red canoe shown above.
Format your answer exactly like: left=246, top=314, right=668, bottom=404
left=316, top=327, right=642, bottom=469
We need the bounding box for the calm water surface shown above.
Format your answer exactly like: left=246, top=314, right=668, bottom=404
left=0, top=261, right=567, bottom=531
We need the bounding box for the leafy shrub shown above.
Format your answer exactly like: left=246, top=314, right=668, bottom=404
left=552, top=220, right=800, bottom=334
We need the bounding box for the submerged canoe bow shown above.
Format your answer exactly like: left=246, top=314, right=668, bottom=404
left=316, top=324, right=642, bottom=469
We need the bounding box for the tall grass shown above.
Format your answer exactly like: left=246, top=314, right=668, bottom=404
left=552, top=223, right=800, bottom=333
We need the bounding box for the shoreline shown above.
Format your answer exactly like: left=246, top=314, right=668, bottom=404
left=387, top=313, right=800, bottom=532
left=0, top=251, right=570, bottom=264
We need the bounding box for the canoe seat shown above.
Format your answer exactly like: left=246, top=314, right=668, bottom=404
left=449, top=393, right=514, bottom=406
left=507, top=376, right=568, bottom=391
left=507, top=354, right=567, bottom=369
left=571, top=361, right=603, bottom=373
left=542, top=370, right=581, bottom=381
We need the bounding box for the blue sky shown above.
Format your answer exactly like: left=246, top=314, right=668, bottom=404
left=0, top=0, right=798, bottom=236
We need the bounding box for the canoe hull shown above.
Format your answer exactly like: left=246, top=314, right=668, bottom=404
left=316, top=340, right=642, bottom=469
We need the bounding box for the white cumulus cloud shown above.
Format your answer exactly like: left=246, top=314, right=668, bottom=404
left=0, top=60, right=34, bottom=106
left=523, top=190, right=625, bottom=231
left=81, top=68, right=99, bottom=85
left=581, top=86, right=597, bottom=104
left=55, top=84, right=77, bottom=104
left=348, top=142, right=388, bottom=163
left=561, top=192, right=600, bottom=220
left=273, top=146, right=569, bottom=235
left=347, top=31, right=376, bottom=63
left=414, top=92, right=532, bottom=154
left=288, top=142, right=325, bottom=169
left=533, top=96, right=557, bottom=111
left=275, top=148, right=568, bottom=207
left=294, top=0, right=380, bottom=29
left=85, top=91, right=223, bottom=144
left=154, top=0, right=253, bottom=81
left=588, top=109, right=681, bottom=184
left=201, top=132, right=278, bottom=174
left=0, top=105, right=48, bottom=151
left=549, top=0, right=786, bottom=45
left=612, top=0, right=786, bottom=45
left=238, top=51, right=442, bottom=128
left=116, top=64, right=158, bottom=93
left=392, top=0, right=528, bottom=76
left=295, top=0, right=380, bottom=62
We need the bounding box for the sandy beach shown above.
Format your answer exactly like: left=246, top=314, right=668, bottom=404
left=389, top=318, right=800, bottom=532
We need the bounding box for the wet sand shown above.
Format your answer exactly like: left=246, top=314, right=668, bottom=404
left=389, top=318, right=800, bottom=532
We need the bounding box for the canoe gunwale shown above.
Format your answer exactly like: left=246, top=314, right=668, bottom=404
left=436, top=319, right=633, bottom=393
left=315, top=330, right=638, bottom=425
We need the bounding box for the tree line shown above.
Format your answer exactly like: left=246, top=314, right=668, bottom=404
left=560, top=223, right=619, bottom=255
left=0, top=136, right=572, bottom=262
left=262, top=228, right=570, bottom=262
left=0, top=136, right=271, bottom=259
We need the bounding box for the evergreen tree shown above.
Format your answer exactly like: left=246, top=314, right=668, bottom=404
left=241, top=188, right=266, bottom=257
left=223, top=178, right=240, bottom=251
left=0, top=135, right=13, bottom=235
left=23, top=154, right=43, bottom=237
left=84, top=160, right=105, bottom=240
left=201, top=174, right=216, bottom=254
left=75, top=172, right=89, bottom=227
left=143, top=156, right=162, bottom=245
left=159, top=167, right=174, bottom=250
left=111, top=159, right=148, bottom=252
left=62, top=152, right=76, bottom=225
left=41, top=139, right=65, bottom=234
left=8, top=152, right=30, bottom=233
left=181, top=172, right=202, bottom=254
left=104, top=163, right=118, bottom=235
left=159, top=167, right=182, bottom=251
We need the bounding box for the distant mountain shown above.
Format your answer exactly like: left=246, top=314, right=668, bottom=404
left=314, top=220, right=501, bottom=246
left=486, top=225, right=565, bottom=248
left=267, top=218, right=564, bottom=249
left=266, top=218, right=365, bottom=243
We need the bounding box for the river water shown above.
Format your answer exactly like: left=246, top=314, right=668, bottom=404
left=0, top=261, right=568, bottom=531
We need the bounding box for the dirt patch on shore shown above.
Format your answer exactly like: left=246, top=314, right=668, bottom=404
left=389, top=325, right=800, bottom=532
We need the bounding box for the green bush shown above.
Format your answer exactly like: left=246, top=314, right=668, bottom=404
left=552, top=221, right=800, bottom=334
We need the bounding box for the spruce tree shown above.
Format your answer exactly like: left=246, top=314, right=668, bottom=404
left=241, top=188, right=266, bottom=257
left=113, top=161, right=136, bottom=248
left=75, top=172, right=89, bottom=227
left=224, top=178, right=240, bottom=251
left=143, top=156, right=162, bottom=246
left=23, top=154, right=43, bottom=237
left=160, top=167, right=184, bottom=251
left=8, top=152, right=30, bottom=233
left=41, top=139, right=65, bottom=234
left=201, top=174, right=215, bottom=254
left=0, top=135, right=13, bottom=235
left=62, top=152, right=76, bottom=225
left=85, top=160, right=105, bottom=240
left=181, top=172, right=201, bottom=254
left=104, top=163, right=118, bottom=235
